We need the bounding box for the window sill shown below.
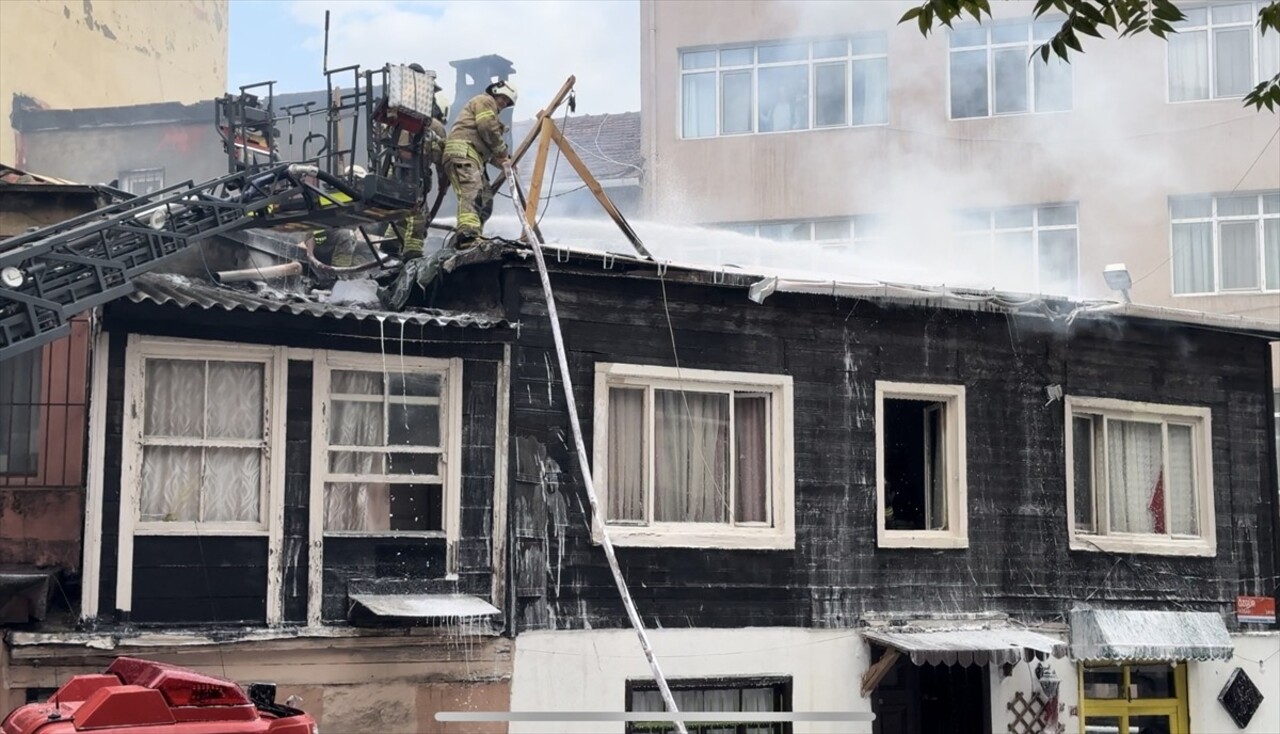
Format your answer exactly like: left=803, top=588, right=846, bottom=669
left=878, top=530, right=969, bottom=549
left=1070, top=533, right=1215, bottom=557
left=1173, top=290, right=1280, bottom=298
left=593, top=524, right=795, bottom=550
left=135, top=523, right=268, bottom=536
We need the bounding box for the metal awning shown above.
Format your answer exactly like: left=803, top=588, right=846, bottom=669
left=861, top=627, right=1067, bottom=667
left=349, top=593, right=500, bottom=619
left=1069, top=608, right=1233, bottom=662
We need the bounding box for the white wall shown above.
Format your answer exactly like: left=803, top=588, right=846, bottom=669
left=1190, top=633, right=1280, bottom=734
left=510, top=628, right=873, bottom=734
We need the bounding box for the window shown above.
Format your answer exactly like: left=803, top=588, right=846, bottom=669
left=125, top=340, right=276, bottom=530
left=1066, top=397, right=1215, bottom=556
left=592, top=363, right=794, bottom=549
left=315, top=353, right=461, bottom=537
left=680, top=36, right=887, bottom=138
left=119, top=168, right=164, bottom=196
left=626, top=677, right=792, bottom=734
left=0, top=350, right=41, bottom=475
left=953, top=203, right=1079, bottom=295
left=1170, top=191, right=1280, bottom=295
left=1080, top=663, right=1189, bottom=734
left=1168, top=3, right=1280, bottom=102
left=875, top=382, right=967, bottom=549
left=949, top=19, right=1072, bottom=118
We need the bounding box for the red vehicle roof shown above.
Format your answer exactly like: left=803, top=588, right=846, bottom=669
left=2, top=657, right=316, bottom=734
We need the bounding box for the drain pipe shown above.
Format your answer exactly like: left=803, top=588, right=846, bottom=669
left=503, top=165, right=688, bottom=733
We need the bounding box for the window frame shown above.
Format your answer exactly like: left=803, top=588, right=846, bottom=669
left=592, top=362, right=795, bottom=549
left=310, top=351, right=463, bottom=542
left=947, top=18, right=1073, bottom=120
left=119, top=167, right=165, bottom=196
left=121, top=336, right=282, bottom=536
left=874, top=381, right=969, bottom=549
left=1064, top=396, right=1216, bottom=557
left=677, top=35, right=889, bottom=139
left=1078, top=662, right=1190, bottom=734
left=952, top=203, right=1081, bottom=295
left=1165, top=2, right=1279, bottom=104
left=1169, top=191, right=1280, bottom=296
left=625, top=675, right=793, bottom=734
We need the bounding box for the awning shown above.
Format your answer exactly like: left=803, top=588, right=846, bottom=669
left=861, top=627, right=1067, bottom=667
left=1069, top=608, right=1233, bottom=662
left=349, top=593, right=500, bottom=620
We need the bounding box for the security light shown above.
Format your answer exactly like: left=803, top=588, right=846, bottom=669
left=1103, top=263, right=1132, bottom=304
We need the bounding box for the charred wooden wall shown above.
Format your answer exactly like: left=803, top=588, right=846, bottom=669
left=94, top=299, right=507, bottom=627
left=497, top=260, right=1278, bottom=633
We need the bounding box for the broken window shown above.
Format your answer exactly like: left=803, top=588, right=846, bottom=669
left=1170, top=191, right=1280, bottom=295
left=678, top=34, right=887, bottom=138
left=876, top=382, right=967, bottom=548
left=596, top=364, right=794, bottom=549
left=1168, top=3, right=1280, bottom=102
left=948, top=19, right=1073, bottom=119
left=137, top=357, right=269, bottom=524
left=0, top=350, right=41, bottom=475
left=1067, top=398, right=1213, bottom=555
left=627, top=677, right=792, bottom=734
left=321, top=366, right=450, bottom=534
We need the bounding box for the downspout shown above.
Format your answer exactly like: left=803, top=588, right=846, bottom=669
left=642, top=0, right=660, bottom=219
left=504, top=165, right=688, bottom=733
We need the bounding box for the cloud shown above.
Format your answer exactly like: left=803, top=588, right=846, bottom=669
left=285, top=0, right=640, bottom=115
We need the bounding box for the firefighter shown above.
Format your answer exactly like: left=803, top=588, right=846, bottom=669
left=444, top=80, right=516, bottom=247
left=400, top=94, right=450, bottom=261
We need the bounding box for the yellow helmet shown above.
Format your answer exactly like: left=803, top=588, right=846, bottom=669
left=488, top=80, right=518, bottom=105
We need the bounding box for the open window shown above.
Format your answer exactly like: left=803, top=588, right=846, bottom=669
left=1066, top=396, right=1214, bottom=556
left=875, top=382, right=967, bottom=548
left=593, top=363, right=794, bottom=549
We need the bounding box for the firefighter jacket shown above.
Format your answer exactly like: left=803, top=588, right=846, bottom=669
left=446, top=94, right=508, bottom=164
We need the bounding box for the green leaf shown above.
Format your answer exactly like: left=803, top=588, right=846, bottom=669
left=1151, top=0, right=1185, bottom=23
left=1072, top=14, right=1105, bottom=38
left=899, top=5, right=923, bottom=23
left=1063, top=30, right=1084, bottom=52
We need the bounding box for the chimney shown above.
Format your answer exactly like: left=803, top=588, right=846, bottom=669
left=447, top=54, right=516, bottom=149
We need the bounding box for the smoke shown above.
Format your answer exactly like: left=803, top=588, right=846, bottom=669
left=638, top=0, right=1271, bottom=301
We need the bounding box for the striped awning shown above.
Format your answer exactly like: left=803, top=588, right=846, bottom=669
left=1069, top=608, right=1233, bottom=662
left=861, top=627, right=1067, bottom=667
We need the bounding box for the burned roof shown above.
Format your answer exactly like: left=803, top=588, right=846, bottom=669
left=128, top=272, right=507, bottom=329
left=512, top=111, right=642, bottom=182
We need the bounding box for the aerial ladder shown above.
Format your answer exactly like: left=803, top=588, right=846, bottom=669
left=0, top=61, right=441, bottom=363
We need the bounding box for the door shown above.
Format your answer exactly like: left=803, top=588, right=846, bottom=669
left=1080, top=663, right=1189, bottom=734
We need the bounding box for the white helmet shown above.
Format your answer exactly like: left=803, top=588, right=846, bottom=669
left=489, top=80, right=518, bottom=105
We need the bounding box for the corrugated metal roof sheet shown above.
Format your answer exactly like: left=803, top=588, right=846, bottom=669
left=128, top=273, right=506, bottom=329
left=350, top=593, right=500, bottom=619
left=861, top=626, right=1067, bottom=667
left=1069, top=608, right=1233, bottom=662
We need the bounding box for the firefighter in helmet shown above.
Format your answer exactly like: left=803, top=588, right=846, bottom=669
left=443, top=80, right=517, bottom=247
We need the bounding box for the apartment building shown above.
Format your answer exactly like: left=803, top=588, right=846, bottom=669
left=639, top=0, right=1280, bottom=322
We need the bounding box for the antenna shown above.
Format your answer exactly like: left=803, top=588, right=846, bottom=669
left=323, top=10, right=330, bottom=74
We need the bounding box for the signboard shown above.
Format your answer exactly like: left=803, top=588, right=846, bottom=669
left=1235, top=596, right=1276, bottom=624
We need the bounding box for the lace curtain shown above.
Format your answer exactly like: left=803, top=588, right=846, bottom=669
left=1107, top=420, right=1196, bottom=535
left=139, top=360, right=263, bottom=523
left=325, top=370, right=390, bottom=531
left=655, top=390, right=729, bottom=523
left=631, top=686, right=778, bottom=734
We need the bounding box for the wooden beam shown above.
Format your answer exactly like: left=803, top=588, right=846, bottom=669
left=860, top=647, right=901, bottom=697
left=522, top=118, right=555, bottom=232
left=491, top=75, right=577, bottom=192
left=544, top=120, right=653, bottom=260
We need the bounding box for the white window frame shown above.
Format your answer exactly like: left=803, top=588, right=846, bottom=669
left=1169, top=191, right=1280, bottom=296
left=1064, top=396, right=1216, bottom=557
left=591, top=363, right=795, bottom=549
left=119, top=167, right=165, bottom=195
left=117, top=336, right=287, bottom=624
left=875, top=381, right=968, bottom=549
left=307, top=350, right=463, bottom=625
left=678, top=35, right=889, bottom=139
left=1166, top=2, right=1279, bottom=103
left=953, top=203, right=1080, bottom=294
left=947, top=18, right=1073, bottom=120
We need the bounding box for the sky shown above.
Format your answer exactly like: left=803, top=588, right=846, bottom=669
left=228, top=0, right=641, bottom=115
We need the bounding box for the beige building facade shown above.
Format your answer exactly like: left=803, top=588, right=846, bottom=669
left=0, top=0, right=228, bottom=166
left=640, top=0, right=1280, bottom=324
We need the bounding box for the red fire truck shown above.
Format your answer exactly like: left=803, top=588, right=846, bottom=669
left=2, top=657, right=317, bottom=734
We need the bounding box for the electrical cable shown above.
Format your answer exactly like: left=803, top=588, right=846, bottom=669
left=536, top=105, right=573, bottom=227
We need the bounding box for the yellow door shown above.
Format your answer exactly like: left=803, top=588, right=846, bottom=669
left=1079, top=663, right=1189, bottom=734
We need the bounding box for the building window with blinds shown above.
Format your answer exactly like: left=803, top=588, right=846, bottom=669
left=626, top=677, right=792, bottom=734
left=1170, top=191, right=1280, bottom=295
left=592, top=363, right=795, bottom=549
left=1168, top=3, right=1280, bottom=102
left=679, top=35, right=888, bottom=139
left=125, top=342, right=277, bottom=530
left=1066, top=397, right=1215, bottom=557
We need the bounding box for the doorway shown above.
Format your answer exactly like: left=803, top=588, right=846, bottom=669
left=871, top=649, right=991, bottom=734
